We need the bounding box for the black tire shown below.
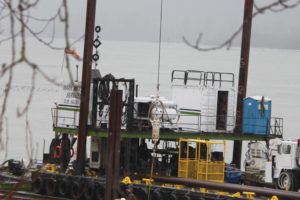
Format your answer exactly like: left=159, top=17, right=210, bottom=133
left=57, top=178, right=70, bottom=197
left=95, top=182, right=105, bottom=200
left=151, top=189, right=163, bottom=200
left=291, top=172, right=299, bottom=191
left=170, top=193, right=177, bottom=200
left=84, top=181, right=95, bottom=200
left=32, top=177, right=45, bottom=194
left=276, top=171, right=297, bottom=191
left=127, top=192, right=137, bottom=200
left=133, top=187, right=148, bottom=200
left=183, top=195, right=191, bottom=200
left=70, top=180, right=83, bottom=199
left=45, top=178, right=57, bottom=196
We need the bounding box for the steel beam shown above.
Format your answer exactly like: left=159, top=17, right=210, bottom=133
left=153, top=176, right=300, bottom=200
left=105, top=90, right=123, bottom=200
left=76, top=0, right=97, bottom=175
left=233, top=0, right=254, bottom=169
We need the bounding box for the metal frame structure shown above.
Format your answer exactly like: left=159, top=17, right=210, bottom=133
left=178, top=139, right=225, bottom=182
left=91, top=77, right=135, bottom=130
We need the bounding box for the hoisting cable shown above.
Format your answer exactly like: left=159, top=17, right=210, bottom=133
left=156, top=0, right=163, bottom=95
left=148, top=1, right=164, bottom=199
left=147, top=143, right=157, bottom=200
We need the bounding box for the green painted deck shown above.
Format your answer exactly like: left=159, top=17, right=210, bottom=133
left=53, top=126, right=282, bottom=141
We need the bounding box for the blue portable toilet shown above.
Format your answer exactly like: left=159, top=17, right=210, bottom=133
left=243, top=96, right=272, bottom=135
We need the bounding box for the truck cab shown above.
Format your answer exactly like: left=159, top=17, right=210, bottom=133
left=244, top=139, right=300, bottom=191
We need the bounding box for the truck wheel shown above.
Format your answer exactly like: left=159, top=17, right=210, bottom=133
left=276, top=171, right=297, bottom=191
left=291, top=172, right=299, bottom=191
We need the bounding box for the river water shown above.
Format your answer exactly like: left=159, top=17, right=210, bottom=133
left=0, top=38, right=299, bottom=166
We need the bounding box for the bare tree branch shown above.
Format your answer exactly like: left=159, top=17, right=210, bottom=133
left=4, top=117, right=8, bottom=160
left=0, top=0, right=74, bottom=155
left=62, top=0, right=74, bottom=84
left=17, top=66, right=36, bottom=117
left=183, top=0, right=300, bottom=51
left=25, top=113, right=34, bottom=160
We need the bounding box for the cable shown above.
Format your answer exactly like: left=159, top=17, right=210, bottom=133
left=147, top=1, right=164, bottom=198
left=156, top=0, right=163, bottom=95
left=147, top=143, right=157, bottom=200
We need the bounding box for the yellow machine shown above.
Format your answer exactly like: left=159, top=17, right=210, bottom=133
left=178, top=138, right=225, bottom=182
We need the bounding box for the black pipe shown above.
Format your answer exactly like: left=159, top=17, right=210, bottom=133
left=152, top=176, right=300, bottom=200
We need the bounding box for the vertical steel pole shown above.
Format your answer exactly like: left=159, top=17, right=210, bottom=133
left=232, top=0, right=254, bottom=169
left=112, top=90, right=122, bottom=199
left=106, top=89, right=123, bottom=200
left=76, top=0, right=97, bottom=175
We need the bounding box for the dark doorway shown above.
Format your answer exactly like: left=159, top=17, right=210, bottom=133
left=216, top=91, right=228, bottom=130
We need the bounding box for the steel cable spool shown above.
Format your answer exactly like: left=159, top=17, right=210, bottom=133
left=97, top=74, right=116, bottom=119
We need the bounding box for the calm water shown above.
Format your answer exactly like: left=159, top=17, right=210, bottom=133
left=0, top=38, right=300, bottom=166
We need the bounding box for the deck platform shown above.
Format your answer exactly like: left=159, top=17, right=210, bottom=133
left=53, top=126, right=282, bottom=141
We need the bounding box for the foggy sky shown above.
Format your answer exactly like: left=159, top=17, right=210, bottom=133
left=5, top=0, right=300, bottom=49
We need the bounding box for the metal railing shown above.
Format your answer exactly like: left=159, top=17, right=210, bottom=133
left=171, top=70, right=235, bottom=87
left=176, top=113, right=236, bottom=132
left=51, top=107, right=80, bottom=129
left=242, top=117, right=283, bottom=136
left=51, top=106, right=283, bottom=137
left=269, top=117, right=283, bottom=136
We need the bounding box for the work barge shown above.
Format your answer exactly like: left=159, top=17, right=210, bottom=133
left=15, top=0, right=300, bottom=199
left=29, top=69, right=292, bottom=200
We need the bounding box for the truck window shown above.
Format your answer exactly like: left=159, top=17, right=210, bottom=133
left=282, top=144, right=291, bottom=154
